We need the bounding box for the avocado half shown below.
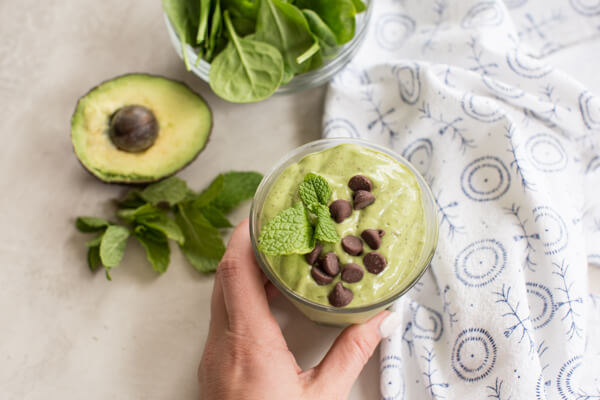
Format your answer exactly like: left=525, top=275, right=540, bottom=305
left=71, top=73, right=212, bottom=184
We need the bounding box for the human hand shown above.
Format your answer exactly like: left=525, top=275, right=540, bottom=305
left=198, top=219, right=402, bottom=400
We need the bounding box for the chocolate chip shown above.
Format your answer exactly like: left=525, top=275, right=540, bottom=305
left=353, top=190, right=375, bottom=210
left=305, top=243, right=323, bottom=265
left=329, top=199, right=352, bottom=223
left=320, top=252, right=340, bottom=276
left=363, top=252, right=387, bottom=274
left=341, top=235, right=363, bottom=256
left=311, top=265, right=334, bottom=285
left=348, top=175, right=373, bottom=192
left=361, top=229, right=385, bottom=250
left=328, top=282, right=354, bottom=307
left=341, top=263, right=364, bottom=283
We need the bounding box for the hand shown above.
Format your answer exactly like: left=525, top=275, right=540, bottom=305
left=198, top=219, right=401, bottom=400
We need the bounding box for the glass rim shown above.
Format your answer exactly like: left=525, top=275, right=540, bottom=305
left=249, top=138, right=439, bottom=315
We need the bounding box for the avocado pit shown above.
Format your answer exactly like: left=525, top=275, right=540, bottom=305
left=109, top=105, right=158, bottom=152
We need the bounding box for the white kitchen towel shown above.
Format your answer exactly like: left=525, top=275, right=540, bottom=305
left=322, top=0, right=600, bottom=398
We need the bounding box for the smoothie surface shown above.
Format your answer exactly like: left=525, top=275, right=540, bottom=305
left=260, top=144, right=427, bottom=307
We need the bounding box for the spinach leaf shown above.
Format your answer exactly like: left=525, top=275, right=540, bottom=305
left=222, top=0, right=259, bottom=19
left=351, top=0, right=366, bottom=13
left=205, top=0, right=223, bottom=61
left=76, top=216, right=110, bottom=233
left=212, top=171, right=263, bottom=213
left=209, top=10, right=283, bottom=103
left=176, top=203, right=226, bottom=273
left=303, top=9, right=338, bottom=58
left=87, top=246, right=102, bottom=272
left=140, top=176, right=190, bottom=207
left=294, top=0, right=357, bottom=44
left=134, top=227, right=171, bottom=274
left=255, top=0, right=318, bottom=76
left=99, top=225, right=130, bottom=269
left=162, top=0, right=193, bottom=69
left=196, top=0, right=212, bottom=44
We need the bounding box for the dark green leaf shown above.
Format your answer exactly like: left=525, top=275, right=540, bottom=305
left=99, top=225, right=130, bottom=268
left=205, top=0, right=223, bottom=61
left=134, top=229, right=170, bottom=274
left=303, top=9, right=338, bottom=58
left=200, top=205, right=233, bottom=228
left=176, top=204, right=226, bottom=273
left=212, top=171, right=263, bottom=213
left=139, top=214, right=185, bottom=245
left=222, top=0, right=259, bottom=19
left=255, top=0, right=318, bottom=75
left=117, top=203, right=162, bottom=224
left=209, top=11, right=283, bottom=103
left=76, top=217, right=110, bottom=233
left=193, top=174, right=225, bottom=208
left=85, top=233, right=104, bottom=247
left=116, top=189, right=146, bottom=209
left=196, top=0, right=211, bottom=43
left=87, top=246, right=102, bottom=272
left=140, top=176, right=190, bottom=207
left=294, top=0, right=357, bottom=44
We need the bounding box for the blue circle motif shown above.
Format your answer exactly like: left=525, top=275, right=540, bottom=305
left=411, top=304, right=443, bottom=341
left=381, top=355, right=405, bottom=400
left=402, top=138, right=433, bottom=176
left=526, top=282, right=556, bottom=329
left=482, top=75, right=525, bottom=98
left=533, top=206, right=568, bottom=255
left=323, top=118, right=360, bottom=139
left=556, top=356, right=584, bottom=400
left=578, top=91, right=600, bottom=130
left=461, top=156, right=511, bottom=202
left=461, top=93, right=505, bottom=123
left=461, top=2, right=504, bottom=29
left=526, top=133, right=568, bottom=172
left=454, top=239, right=507, bottom=287
left=506, top=49, right=553, bottom=79
left=375, top=14, right=416, bottom=51
left=570, top=0, right=600, bottom=16
left=392, top=63, right=421, bottom=105
left=451, top=328, right=497, bottom=382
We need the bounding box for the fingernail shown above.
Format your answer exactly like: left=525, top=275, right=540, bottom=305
left=379, top=312, right=402, bottom=338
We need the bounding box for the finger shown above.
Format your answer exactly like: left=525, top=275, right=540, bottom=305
left=208, top=273, right=227, bottom=333
left=312, top=311, right=401, bottom=397
left=216, top=219, right=277, bottom=332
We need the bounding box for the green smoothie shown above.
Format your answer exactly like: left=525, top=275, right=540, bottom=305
left=260, top=144, right=426, bottom=308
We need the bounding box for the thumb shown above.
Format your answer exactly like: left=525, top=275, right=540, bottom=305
left=311, top=311, right=402, bottom=397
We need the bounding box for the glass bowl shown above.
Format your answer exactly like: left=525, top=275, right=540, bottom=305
left=163, top=1, right=373, bottom=95
left=249, top=138, right=439, bottom=326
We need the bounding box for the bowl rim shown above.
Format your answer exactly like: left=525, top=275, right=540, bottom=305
left=249, top=138, right=440, bottom=315
left=162, top=1, right=374, bottom=93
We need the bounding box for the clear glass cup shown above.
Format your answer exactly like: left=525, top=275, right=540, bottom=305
left=249, top=139, right=439, bottom=326
left=163, top=1, right=373, bottom=95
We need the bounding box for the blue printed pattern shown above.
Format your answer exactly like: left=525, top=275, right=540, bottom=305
left=324, top=0, right=600, bottom=398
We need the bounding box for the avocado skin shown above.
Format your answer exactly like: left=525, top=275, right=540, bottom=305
left=71, top=73, right=213, bottom=185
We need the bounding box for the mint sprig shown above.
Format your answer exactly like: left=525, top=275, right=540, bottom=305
left=258, top=173, right=339, bottom=256
left=75, top=171, right=263, bottom=279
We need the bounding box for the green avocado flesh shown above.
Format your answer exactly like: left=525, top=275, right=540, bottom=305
left=260, top=144, right=427, bottom=308
left=71, top=74, right=212, bottom=183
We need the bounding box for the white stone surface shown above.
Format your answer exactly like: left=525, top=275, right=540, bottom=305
left=0, top=1, right=597, bottom=399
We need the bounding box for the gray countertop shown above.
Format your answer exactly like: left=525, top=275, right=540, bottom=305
left=2, top=1, right=598, bottom=399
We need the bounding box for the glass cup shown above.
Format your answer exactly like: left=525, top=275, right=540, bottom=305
left=163, top=1, right=373, bottom=95
left=249, top=138, right=439, bottom=325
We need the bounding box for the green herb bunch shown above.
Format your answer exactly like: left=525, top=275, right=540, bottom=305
left=163, top=0, right=367, bottom=103
left=76, top=172, right=262, bottom=279
left=258, top=173, right=339, bottom=256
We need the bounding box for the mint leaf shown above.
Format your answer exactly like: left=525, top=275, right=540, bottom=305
left=99, top=225, right=130, bottom=268
left=299, top=173, right=331, bottom=207
left=85, top=233, right=104, bottom=247
left=117, top=203, right=162, bottom=223
left=134, top=227, right=170, bottom=274
left=258, top=202, right=314, bottom=256
left=140, top=176, right=190, bottom=206
left=193, top=174, right=225, bottom=208
left=212, top=171, right=263, bottom=213
left=200, top=205, right=233, bottom=228
left=87, top=246, right=102, bottom=272
left=116, top=189, right=145, bottom=209
left=76, top=217, right=110, bottom=232
left=311, top=203, right=340, bottom=243
left=176, top=204, right=226, bottom=273
left=138, top=214, right=185, bottom=245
